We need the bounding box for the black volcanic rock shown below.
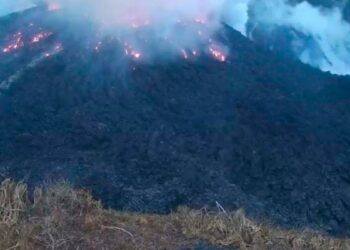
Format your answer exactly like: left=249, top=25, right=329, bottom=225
left=1, top=7, right=350, bottom=236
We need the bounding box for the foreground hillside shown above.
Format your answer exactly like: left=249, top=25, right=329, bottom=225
left=1, top=6, right=350, bottom=236
left=0, top=179, right=348, bottom=250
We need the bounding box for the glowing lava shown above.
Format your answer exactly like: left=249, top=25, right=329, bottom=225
left=95, top=41, right=102, bottom=52
left=31, top=32, right=53, bottom=44
left=131, top=51, right=142, bottom=59
left=2, top=32, right=24, bottom=53
left=209, top=46, right=226, bottom=62
left=43, top=43, right=63, bottom=58
left=181, top=49, right=189, bottom=59
left=48, top=2, right=62, bottom=11
left=1, top=7, right=229, bottom=66
left=88, top=14, right=230, bottom=63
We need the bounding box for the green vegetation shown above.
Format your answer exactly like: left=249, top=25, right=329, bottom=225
left=0, top=179, right=349, bottom=250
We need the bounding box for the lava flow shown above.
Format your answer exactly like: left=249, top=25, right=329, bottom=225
left=1, top=3, right=229, bottom=64
left=31, top=32, right=53, bottom=44
left=105, top=17, right=228, bottom=63
left=2, top=32, right=24, bottom=53
left=2, top=27, right=56, bottom=56
left=209, top=45, right=226, bottom=62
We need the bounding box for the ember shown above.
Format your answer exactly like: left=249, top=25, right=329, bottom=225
left=209, top=46, right=227, bottom=62
left=181, top=49, right=189, bottom=59
left=0, top=6, right=230, bottom=65
left=2, top=32, right=24, bottom=54
left=31, top=32, right=53, bottom=44
left=131, top=51, right=142, bottom=59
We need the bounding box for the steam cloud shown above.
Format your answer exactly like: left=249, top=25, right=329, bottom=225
left=47, top=0, right=234, bottom=61
left=51, top=0, right=350, bottom=75
left=46, top=0, right=249, bottom=35
left=54, top=0, right=223, bottom=24
left=245, top=0, right=350, bottom=75
left=2, top=0, right=350, bottom=75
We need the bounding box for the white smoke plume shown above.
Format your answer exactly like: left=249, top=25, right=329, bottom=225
left=2, top=0, right=350, bottom=75
left=38, top=0, right=350, bottom=75
left=54, top=0, right=223, bottom=24
left=222, top=0, right=249, bottom=35
left=245, top=0, right=350, bottom=75
left=45, top=0, right=235, bottom=62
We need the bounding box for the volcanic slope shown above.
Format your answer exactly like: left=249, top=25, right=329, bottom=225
left=1, top=6, right=350, bottom=235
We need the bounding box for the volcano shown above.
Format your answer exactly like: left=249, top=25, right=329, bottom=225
left=1, top=5, right=350, bottom=236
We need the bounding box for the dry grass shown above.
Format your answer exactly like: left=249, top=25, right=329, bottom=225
left=173, top=207, right=350, bottom=250
left=0, top=179, right=190, bottom=250
left=0, top=179, right=349, bottom=250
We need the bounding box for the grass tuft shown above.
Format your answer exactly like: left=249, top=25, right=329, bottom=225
left=173, top=207, right=350, bottom=250
left=0, top=179, right=349, bottom=249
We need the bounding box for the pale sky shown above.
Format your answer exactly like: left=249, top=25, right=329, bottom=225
left=0, top=0, right=35, bottom=16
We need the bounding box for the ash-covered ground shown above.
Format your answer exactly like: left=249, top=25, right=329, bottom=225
left=1, top=5, right=350, bottom=236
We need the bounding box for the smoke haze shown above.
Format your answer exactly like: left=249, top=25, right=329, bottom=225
left=247, top=0, right=350, bottom=75
left=1, top=0, right=350, bottom=75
